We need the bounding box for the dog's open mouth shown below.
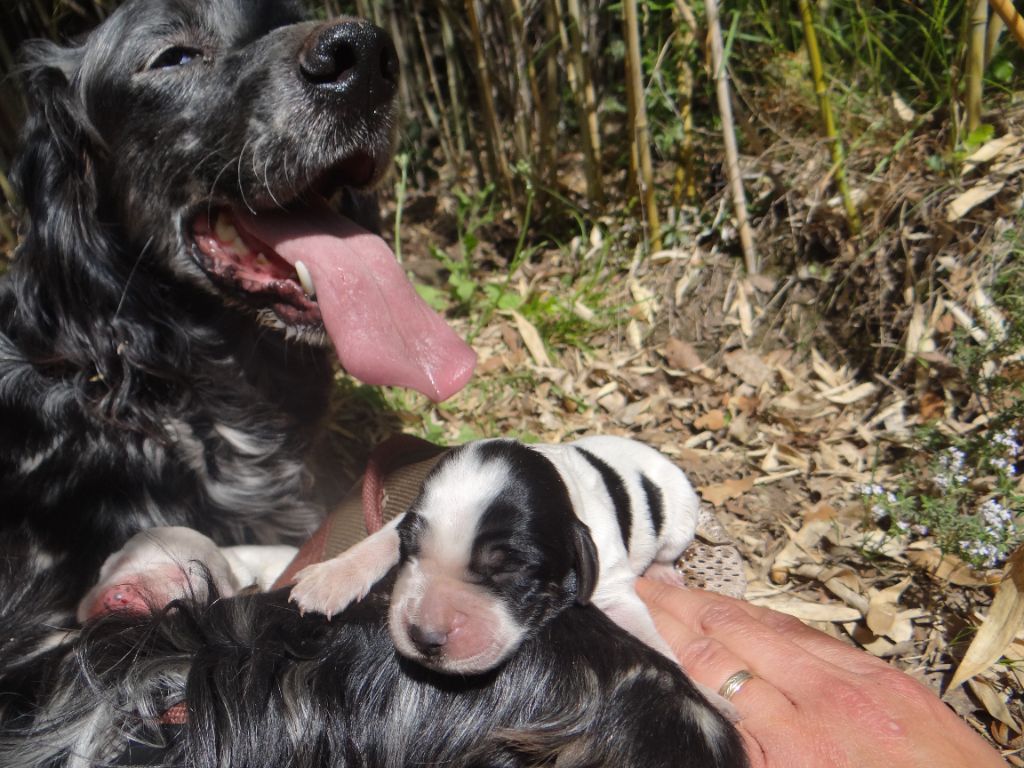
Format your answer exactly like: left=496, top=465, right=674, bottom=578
left=190, top=200, right=476, bottom=403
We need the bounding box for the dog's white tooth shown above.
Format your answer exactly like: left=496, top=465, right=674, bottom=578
left=295, top=260, right=316, bottom=298
left=214, top=215, right=240, bottom=245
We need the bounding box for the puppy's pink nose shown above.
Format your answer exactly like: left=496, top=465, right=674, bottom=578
left=408, top=623, right=447, bottom=657
left=89, top=584, right=151, bottom=618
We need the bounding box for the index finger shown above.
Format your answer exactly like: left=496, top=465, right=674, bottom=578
left=637, top=579, right=890, bottom=676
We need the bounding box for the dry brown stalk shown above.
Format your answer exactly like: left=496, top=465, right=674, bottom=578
left=623, top=0, right=661, bottom=251
left=704, top=0, right=757, bottom=273
left=561, top=0, right=604, bottom=204
left=464, top=0, right=515, bottom=200
left=412, top=3, right=458, bottom=172
left=438, top=5, right=469, bottom=161
left=988, top=0, right=1024, bottom=51
left=540, top=2, right=561, bottom=195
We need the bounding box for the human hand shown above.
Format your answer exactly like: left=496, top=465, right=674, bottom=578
left=636, top=578, right=1008, bottom=768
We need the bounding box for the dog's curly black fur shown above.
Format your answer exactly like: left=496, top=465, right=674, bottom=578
left=0, top=582, right=748, bottom=768
left=1, top=0, right=396, bottom=715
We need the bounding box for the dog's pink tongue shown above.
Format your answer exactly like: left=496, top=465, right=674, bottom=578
left=234, top=207, right=475, bottom=402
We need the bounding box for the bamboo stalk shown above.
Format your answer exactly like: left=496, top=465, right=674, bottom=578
left=354, top=0, right=372, bottom=22
left=561, top=0, right=604, bottom=204
left=985, top=14, right=1004, bottom=66
left=412, top=3, right=458, bottom=173
left=539, top=1, right=561, bottom=196
left=797, top=0, right=860, bottom=235
left=502, top=0, right=533, bottom=164
left=438, top=5, right=468, bottom=162
left=464, top=0, right=515, bottom=201
left=672, top=0, right=698, bottom=205
left=989, top=0, right=1024, bottom=50
left=705, top=0, right=757, bottom=273
left=623, top=0, right=661, bottom=251
left=966, top=0, right=988, bottom=133
left=387, top=5, right=414, bottom=122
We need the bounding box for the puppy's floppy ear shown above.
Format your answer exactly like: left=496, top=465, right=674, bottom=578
left=571, top=521, right=599, bottom=605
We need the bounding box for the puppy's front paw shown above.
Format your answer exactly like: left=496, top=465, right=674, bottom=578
left=289, top=558, right=372, bottom=618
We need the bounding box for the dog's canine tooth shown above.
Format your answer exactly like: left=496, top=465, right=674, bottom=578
left=214, top=214, right=240, bottom=246
left=295, top=260, right=316, bottom=298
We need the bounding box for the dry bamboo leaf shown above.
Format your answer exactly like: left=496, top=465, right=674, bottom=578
left=966, top=678, right=1019, bottom=730
left=697, top=476, right=755, bottom=506
left=626, top=318, right=644, bottom=351
left=891, top=91, right=915, bottom=123
left=723, top=350, right=773, bottom=389
left=866, top=577, right=911, bottom=638
left=750, top=596, right=861, bottom=623
left=664, top=338, right=705, bottom=371
left=511, top=311, right=551, bottom=367
left=946, top=182, right=1004, bottom=222
left=906, top=547, right=994, bottom=587
left=694, top=409, right=726, bottom=431
left=971, top=283, right=1008, bottom=342
left=963, top=133, right=1022, bottom=168
left=949, top=547, right=1024, bottom=689
left=732, top=280, right=753, bottom=337
left=822, top=381, right=878, bottom=405
left=628, top=278, right=657, bottom=323
left=904, top=302, right=928, bottom=360
left=948, top=301, right=990, bottom=344
left=847, top=622, right=897, bottom=656
left=811, top=347, right=844, bottom=388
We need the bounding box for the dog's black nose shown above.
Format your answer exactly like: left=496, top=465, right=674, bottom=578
left=408, top=624, right=447, bottom=657
left=300, top=21, right=398, bottom=108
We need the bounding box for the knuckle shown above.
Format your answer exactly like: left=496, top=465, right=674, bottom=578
left=676, top=635, right=732, bottom=672
left=695, top=600, right=748, bottom=635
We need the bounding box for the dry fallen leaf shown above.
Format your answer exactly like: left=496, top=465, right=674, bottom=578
left=907, top=546, right=995, bottom=587
left=698, top=476, right=756, bottom=506
left=966, top=678, right=1019, bottom=731
left=949, top=546, right=1024, bottom=689
left=946, top=182, right=1004, bottom=222
left=664, top=338, right=705, bottom=371
left=723, top=349, right=773, bottom=389
left=511, top=311, right=551, bottom=367
left=694, top=409, right=726, bottom=431
left=866, top=577, right=912, bottom=639
left=750, top=595, right=861, bottom=623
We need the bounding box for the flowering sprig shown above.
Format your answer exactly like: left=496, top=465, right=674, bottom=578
left=857, top=427, right=1023, bottom=569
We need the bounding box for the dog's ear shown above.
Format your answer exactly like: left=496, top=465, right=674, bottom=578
left=571, top=521, right=599, bottom=605
left=14, top=39, right=103, bottom=268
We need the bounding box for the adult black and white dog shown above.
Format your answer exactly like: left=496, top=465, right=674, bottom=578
left=291, top=436, right=703, bottom=675
left=1, top=585, right=749, bottom=768
left=0, top=0, right=474, bottom=716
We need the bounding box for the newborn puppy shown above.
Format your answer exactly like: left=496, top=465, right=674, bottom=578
left=76, top=526, right=297, bottom=622
left=291, top=436, right=700, bottom=675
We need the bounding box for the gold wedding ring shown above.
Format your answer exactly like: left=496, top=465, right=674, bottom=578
left=718, top=669, right=755, bottom=701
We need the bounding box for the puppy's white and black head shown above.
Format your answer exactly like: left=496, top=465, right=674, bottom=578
left=388, top=439, right=599, bottom=675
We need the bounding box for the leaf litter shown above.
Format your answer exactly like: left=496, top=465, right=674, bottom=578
left=365, top=123, right=1024, bottom=760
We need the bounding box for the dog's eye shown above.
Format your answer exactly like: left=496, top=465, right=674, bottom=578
left=149, top=46, right=203, bottom=70
left=475, top=545, right=520, bottom=575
